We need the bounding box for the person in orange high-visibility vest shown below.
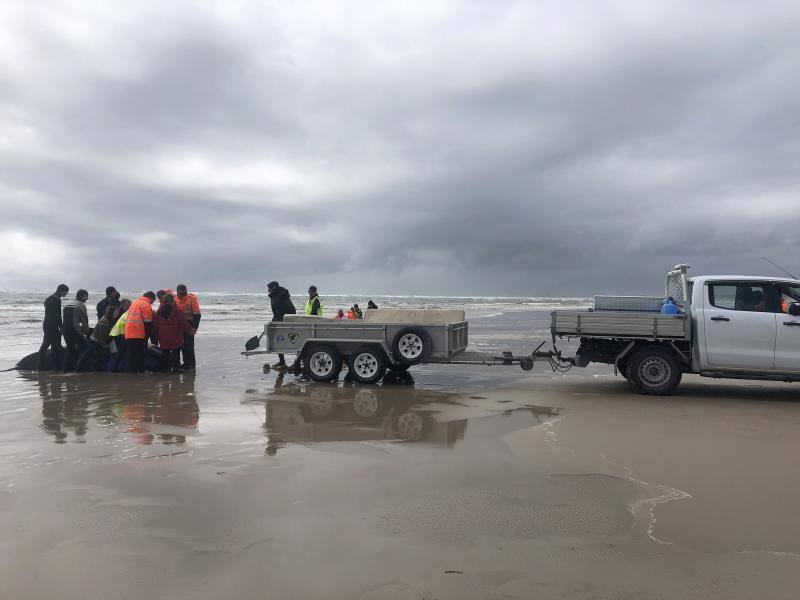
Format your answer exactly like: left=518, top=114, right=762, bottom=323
left=174, top=284, right=201, bottom=369
left=125, top=291, right=156, bottom=373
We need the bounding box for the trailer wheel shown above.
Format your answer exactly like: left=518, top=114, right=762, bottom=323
left=303, top=344, right=342, bottom=383
left=628, top=346, right=682, bottom=396
left=391, top=327, right=431, bottom=366
left=347, top=345, right=388, bottom=384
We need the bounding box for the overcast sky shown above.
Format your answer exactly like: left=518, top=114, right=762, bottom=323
left=1, top=1, right=799, bottom=296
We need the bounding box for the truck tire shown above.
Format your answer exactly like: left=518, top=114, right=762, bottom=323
left=388, top=363, right=410, bottom=373
left=628, top=346, right=682, bottom=396
left=391, top=327, right=431, bottom=366
left=347, top=345, right=388, bottom=384
left=303, top=344, right=342, bottom=383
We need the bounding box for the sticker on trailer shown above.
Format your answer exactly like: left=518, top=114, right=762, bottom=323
left=288, top=333, right=299, bottom=344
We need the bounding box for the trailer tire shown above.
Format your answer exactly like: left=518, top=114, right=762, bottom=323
left=347, top=345, right=388, bottom=384
left=628, top=346, right=682, bottom=396
left=303, top=344, right=342, bottom=383
left=391, top=327, right=431, bottom=366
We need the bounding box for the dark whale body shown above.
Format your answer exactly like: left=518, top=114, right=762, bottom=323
left=14, top=349, right=62, bottom=371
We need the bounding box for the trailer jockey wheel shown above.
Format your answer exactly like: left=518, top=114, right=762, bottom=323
left=347, top=345, right=388, bottom=384
left=519, top=356, right=534, bottom=371
left=303, top=344, right=342, bottom=383
left=391, top=327, right=431, bottom=366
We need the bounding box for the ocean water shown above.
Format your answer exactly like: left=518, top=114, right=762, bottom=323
left=0, top=290, right=590, bottom=369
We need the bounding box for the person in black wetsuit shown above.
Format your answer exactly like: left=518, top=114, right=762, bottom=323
left=96, top=286, right=120, bottom=320
left=267, top=281, right=296, bottom=369
left=38, top=284, right=69, bottom=370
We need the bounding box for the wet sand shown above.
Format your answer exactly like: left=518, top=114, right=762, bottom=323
left=1, top=334, right=800, bottom=599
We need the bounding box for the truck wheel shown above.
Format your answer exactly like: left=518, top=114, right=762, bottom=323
left=628, top=346, right=682, bottom=396
left=395, top=411, right=424, bottom=440
left=347, top=345, right=388, bottom=384
left=303, top=344, right=342, bottom=383
left=391, top=327, right=431, bottom=366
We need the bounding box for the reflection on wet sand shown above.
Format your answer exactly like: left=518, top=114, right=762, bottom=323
left=38, top=376, right=89, bottom=443
left=26, top=369, right=559, bottom=456
left=244, top=373, right=559, bottom=455
left=26, top=372, right=199, bottom=446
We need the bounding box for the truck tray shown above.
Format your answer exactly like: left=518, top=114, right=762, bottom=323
left=552, top=310, right=689, bottom=340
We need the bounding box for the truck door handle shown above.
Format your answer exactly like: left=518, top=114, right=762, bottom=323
left=783, top=321, right=800, bottom=327
left=710, top=316, right=730, bottom=322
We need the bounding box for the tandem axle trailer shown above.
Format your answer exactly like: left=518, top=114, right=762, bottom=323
left=241, top=310, right=567, bottom=384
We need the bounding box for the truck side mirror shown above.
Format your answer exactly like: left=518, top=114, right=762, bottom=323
left=789, top=303, right=800, bottom=316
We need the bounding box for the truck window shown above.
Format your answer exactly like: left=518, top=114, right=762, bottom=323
left=777, top=285, right=800, bottom=313
left=708, top=284, right=769, bottom=312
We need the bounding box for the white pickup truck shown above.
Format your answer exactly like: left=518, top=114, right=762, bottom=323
left=552, top=265, right=800, bottom=395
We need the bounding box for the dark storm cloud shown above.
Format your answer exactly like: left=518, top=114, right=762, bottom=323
left=1, top=1, right=799, bottom=295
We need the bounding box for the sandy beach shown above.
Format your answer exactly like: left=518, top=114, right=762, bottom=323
left=4, top=0, right=800, bottom=596
left=1, top=314, right=799, bottom=600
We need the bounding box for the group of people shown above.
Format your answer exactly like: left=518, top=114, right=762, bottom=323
left=265, top=281, right=379, bottom=370
left=334, top=300, right=380, bottom=319
left=334, top=303, right=364, bottom=320
left=38, top=283, right=201, bottom=374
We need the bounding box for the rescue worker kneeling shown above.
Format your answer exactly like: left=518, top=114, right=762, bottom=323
left=76, top=306, right=115, bottom=372
left=152, top=293, right=195, bottom=373
left=108, top=299, right=132, bottom=372
left=125, top=292, right=156, bottom=373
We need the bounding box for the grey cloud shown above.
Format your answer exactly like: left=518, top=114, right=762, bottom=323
left=1, top=1, right=799, bottom=295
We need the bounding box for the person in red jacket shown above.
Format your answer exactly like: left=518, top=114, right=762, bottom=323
left=152, top=293, right=195, bottom=373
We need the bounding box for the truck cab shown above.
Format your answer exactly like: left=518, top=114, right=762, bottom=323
left=692, top=275, right=800, bottom=375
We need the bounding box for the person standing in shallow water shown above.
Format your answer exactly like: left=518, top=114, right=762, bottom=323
left=125, top=291, right=155, bottom=374
left=152, top=293, right=195, bottom=373
left=174, top=284, right=201, bottom=370
left=267, top=281, right=296, bottom=369
left=38, top=283, right=69, bottom=370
